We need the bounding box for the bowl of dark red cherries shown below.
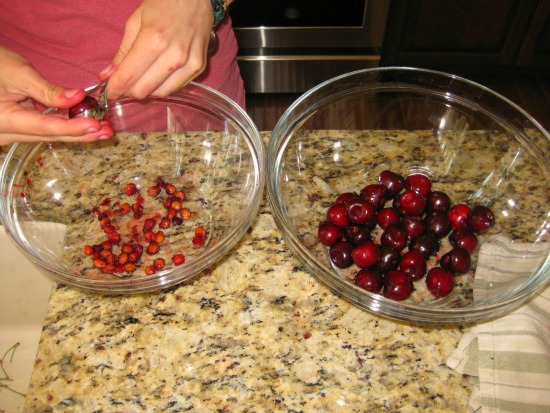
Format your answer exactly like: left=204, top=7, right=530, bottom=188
left=267, top=67, right=550, bottom=324
left=0, top=82, right=265, bottom=294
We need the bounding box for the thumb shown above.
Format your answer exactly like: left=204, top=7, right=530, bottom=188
left=5, top=53, right=89, bottom=110
left=20, top=69, right=87, bottom=110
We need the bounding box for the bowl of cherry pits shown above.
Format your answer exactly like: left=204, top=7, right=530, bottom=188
left=267, top=67, right=550, bottom=324
left=0, top=82, right=265, bottom=294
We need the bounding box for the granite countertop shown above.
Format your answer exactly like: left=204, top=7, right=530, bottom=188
left=3, top=134, right=475, bottom=412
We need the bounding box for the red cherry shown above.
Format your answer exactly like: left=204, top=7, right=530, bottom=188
left=426, top=267, right=454, bottom=298
left=326, top=203, right=350, bottom=228
left=426, top=190, right=451, bottom=212
left=360, top=184, right=387, bottom=210
left=384, top=270, right=413, bottom=300
left=397, top=190, right=426, bottom=216
left=375, top=245, right=401, bottom=272
left=377, top=207, right=400, bottom=229
left=399, top=250, right=427, bottom=281
left=381, top=226, right=408, bottom=251
left=440, top=247, right=471, bottom=275
left=335, top=191, right=359, bottom=204
left=405, top=173, right=432, bottom=197
left=355, top=269, right=384, bottom=293
left=329, top=240, right=354, bottom=268
left=351, top=241, right=379, bottom=269
left=401, top=215, right=426, bottom=240
left=317, top=221, right=342, bottom=246
left=424, top=211, right=452, bottom=239
left=378, top=170, right=405, bottom=198
left=448, top=203, right=471, bottom=230
left=345, top=197, right=376, bottom=225
left=68, top=95, right=100, bottom=118
left=467, top=205, right=496, bottom=233
left=409, top=232, right=439, bottom=259
left=343, top=224, right=371, bottom=246
left=449, top=227, right=478, bottom=254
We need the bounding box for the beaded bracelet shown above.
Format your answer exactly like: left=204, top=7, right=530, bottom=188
left=210, top=0, right=227, bottom=28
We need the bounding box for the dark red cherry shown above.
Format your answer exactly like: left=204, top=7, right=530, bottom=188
left=381, top=226, right=408, bottom=251
left=68, top=95, right=100, bottom=118
left=448, top=203, right=471, bottom=230
left=467, top=205, right=495, bottom=233
left=335, top=191, right=358, bottom=204
left=355, top=269, right=384, bottom=293
left=409, top=232, right=439, bottom=259
left=399, top=250, right=427, bottom=281
left=426, top=190, right=451, bottom=212
left=426, top=267, right=454, bottom=298
left=360, top=184, right=387, bottom=211
left=440, top=247, right=471, bottom=275
left=424, top=211, right=452, bottom=239
left=351, top=241, right=380, bottom=269
left=345, top=197, right=376, bottom=225
left=449, top=227, right=478, bottom=254
left=317, top=221, right=342, bottom=246
left=405, top=173, right=432, bottom=197
left=376, top=207, right=400, bottom=229
left=329, top=240, right=354, bottom=268
left=326, top=203, right=349, bottom=228
left=378, top=170, right=405, bottom=198
left=384, top=270, right=414, bottom=301
left=375, top=245, right=401, bottom=272
left=343, top=224, right=371, bottom=246
left=401, top=215, right=426, bottom=240
left=397, top=190, right=426, bottom=216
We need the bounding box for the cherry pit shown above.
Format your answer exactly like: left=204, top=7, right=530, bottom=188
left=317, top=170, right=495, bottom=301
left=83, top=176, right=206, bottom=277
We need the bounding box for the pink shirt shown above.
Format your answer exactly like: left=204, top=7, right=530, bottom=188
left=0, top=0, right=245, bottom=108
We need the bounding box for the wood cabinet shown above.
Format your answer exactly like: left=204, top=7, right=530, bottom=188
left=381, top=0, right=550, bottom=73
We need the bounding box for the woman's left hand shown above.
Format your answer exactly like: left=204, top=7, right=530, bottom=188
left=100, top=0, right=215, bottom=100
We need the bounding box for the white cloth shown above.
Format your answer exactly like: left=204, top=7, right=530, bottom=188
left=447, top=236, right=550, bottom=413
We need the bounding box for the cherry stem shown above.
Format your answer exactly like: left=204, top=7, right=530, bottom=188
left=0, top=342, right=27, bottom=398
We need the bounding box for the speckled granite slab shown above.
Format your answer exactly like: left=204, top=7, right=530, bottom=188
left=19, top=148, right=475, bottom=412
left=23, top=204, right=473, bottom=412
left=2, top=134, right=474, bottom=412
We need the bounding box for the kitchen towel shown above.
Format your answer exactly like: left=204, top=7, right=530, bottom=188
left=447, top=235, right=550, bottom=413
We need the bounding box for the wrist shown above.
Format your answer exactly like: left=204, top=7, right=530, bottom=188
left=210, top=0, right=227, bottom=28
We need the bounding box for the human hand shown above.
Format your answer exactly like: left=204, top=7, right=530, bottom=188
left=100, top=0, right=215, bottom=100
left=0, top=45, right=114, bottom=146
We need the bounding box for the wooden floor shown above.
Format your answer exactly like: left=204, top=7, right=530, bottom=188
left=245, top=73, right=550, bottom=132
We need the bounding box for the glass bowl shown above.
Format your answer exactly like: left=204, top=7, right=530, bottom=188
left=267, top=67, right=550, bottom=325
left=0, top=82, right=265, bottom=294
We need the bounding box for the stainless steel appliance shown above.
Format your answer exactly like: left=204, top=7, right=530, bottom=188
left=229, top=0, right=390, bottom=93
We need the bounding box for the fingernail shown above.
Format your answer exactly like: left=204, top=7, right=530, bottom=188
left=65, top=89, right=82, bottom=99
left=86, top=127, right=100, bottom=133
left=98, top=135, right=111, bottom=140
left=99, top=64, right=112, bottom=76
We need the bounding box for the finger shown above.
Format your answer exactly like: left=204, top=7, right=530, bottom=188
left=0, top=127, right=113, bottom=145
left=105, top=9, right=156, bottom=100
left=99, top=31, right=138, bottom=85
left=106, top=30, right=166, bottom=100
left=121, top=37, right=209, bottom=98
left=0, top=104, right=111, bottom=138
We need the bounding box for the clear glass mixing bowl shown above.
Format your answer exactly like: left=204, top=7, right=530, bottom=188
left=0, top=82, right=265, bottom=294
left=268, top=67, right=550, bottom=324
